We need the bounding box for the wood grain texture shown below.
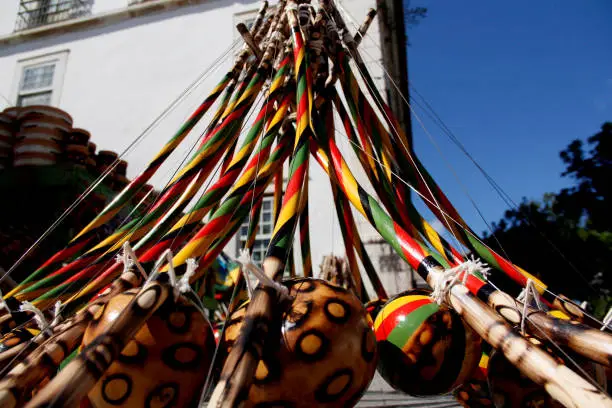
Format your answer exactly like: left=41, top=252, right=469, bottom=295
left=24, top=281, right=170, bottom=408
left=445, top=281, right=612, bottom=408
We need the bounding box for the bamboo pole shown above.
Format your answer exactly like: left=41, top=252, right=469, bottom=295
left=208, top=4, right=312, bottom=407
left=60, top=78, right=292, bottom=310
left=313, top=135, right=612, bottom=367
left=471, top=276, right=612, bottom=367
left=331, top=7, right=587, bottom=321
left=0, top=300, right=102, bottom=407
left=11, top=2, right=267, bottom=304
left=24, top=281, right=171, bottom=408
left=297, top=167, right=312, bottom=277
left=311, top=135, right=612, bottom=408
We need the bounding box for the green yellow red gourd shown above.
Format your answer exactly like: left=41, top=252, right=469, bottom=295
left=373, top=289, right=481, bottom=396
left=453, top=345, right=493, bottom=407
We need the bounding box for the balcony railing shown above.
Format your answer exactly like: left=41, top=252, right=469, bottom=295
left=15, top=0, right=94, bottom=31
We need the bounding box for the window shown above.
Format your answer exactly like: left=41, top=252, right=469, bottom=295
left=13, top=51, right=69, bottom=107
left=238, top=195, right=274, bottom=265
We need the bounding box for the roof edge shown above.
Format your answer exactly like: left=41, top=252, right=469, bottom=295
left=0, top=0, right=209, bottom=47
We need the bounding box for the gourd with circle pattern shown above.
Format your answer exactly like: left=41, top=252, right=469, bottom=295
left=221, top=278, right=377, bottom=407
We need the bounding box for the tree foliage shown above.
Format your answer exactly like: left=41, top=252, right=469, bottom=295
left=405, top=6, right=427, bottom=28
left=483, top=122, right=612, bottom=317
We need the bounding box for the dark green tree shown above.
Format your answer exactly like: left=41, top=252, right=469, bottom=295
left=483, top=122, right=612, bottom=317
left=405, top=6, right=427, bottom=27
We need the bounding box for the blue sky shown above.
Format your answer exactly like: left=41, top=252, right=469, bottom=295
left=403, top=1, right=612, bottom=237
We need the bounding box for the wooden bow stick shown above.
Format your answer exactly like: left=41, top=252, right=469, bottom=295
left=313, top=125, right=612, bottom=407
left=0, top=253, right=148, bottom=407
left=0, top=301, right=100, bottom=408
left=25, top=279, right=171, bottom=408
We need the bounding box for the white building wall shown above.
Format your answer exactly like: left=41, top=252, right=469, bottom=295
left=0, top=0, right=410, bottom=296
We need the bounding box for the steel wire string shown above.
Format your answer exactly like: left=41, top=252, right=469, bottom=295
left=0, top=40, right=246, bottom=377
left=327, top=5, right=468, bottom=255
left=0, top=84, right=240, bottom=379
left=332, top=3, right=604, bottom=322
left=195, top=30, right=294, bottom=407
left=484, top=275, right=611, bottom=395
left=405, top=83, right=597, bottom=293
left=0, top=38, right=242, bottom=284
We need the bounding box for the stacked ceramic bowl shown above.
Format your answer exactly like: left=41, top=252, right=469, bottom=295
left=14, top=105, right=72, bottom=167
left=65, top=128, right=91, bottom=168
left=86, top=142, right=97, bottom=169
left=0, top=105, right=130, bottom=193
left=95, top=150, right=120, bottom=188
left=95, top=150, right=118, bottom=174
left=0, top=108, right=20, bottom=170
left=113, top=160, right=130, bottom=190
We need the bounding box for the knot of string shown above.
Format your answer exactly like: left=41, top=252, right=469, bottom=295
left=20, top=301, right=47, bottom=332
left=270, top=31, right=283, bottom=42
left=341, top=30, right=353, bottom=47
left=143, top=249, right=185, bottom=300
left=19, top=300, right=61, bottom=336
left=298, top=4, right=311, bottom=28
left=116, top=241, right=147, bottom=280
left=431, top=257, right=490, bottom=305
left=517, top=278, right=544, bottom=335
left=309, top=38, right=324, bottom=55
left=50, top=300, right=62, bottom=329
left=178, top=258, right=198, bottom=295
left=147, top=250, right=197, bottom=300
left=261, top=82, right=271, bottom=95
left=236, top=249, right=289, bottom=301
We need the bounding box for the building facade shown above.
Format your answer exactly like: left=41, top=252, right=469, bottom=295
left=0, top=0, right=420, bottom=296
left=0, top=2, right=459, bottom=405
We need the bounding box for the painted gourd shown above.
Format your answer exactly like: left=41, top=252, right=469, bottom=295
left=0, top=310, right=29, bottom=336
left=0, top=116, right=14, bottom=170
left=364, top=298, right=388, bottom=324
left=13, top=126, right=62, bottom=166
left=222, top=278, right=377, bottom=407
left=487, top=336, right=606, bottom=408
left=0, top=327, right=39, bottom=362
left=454, top=344, right=493, bottom=407
left=374, top=289, right=481, bottom=396
left=81, top=289, right=215, bottom=407
left=487, top=345, right=562, bottom=408
left=0, top=314, right=17, bottom=336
